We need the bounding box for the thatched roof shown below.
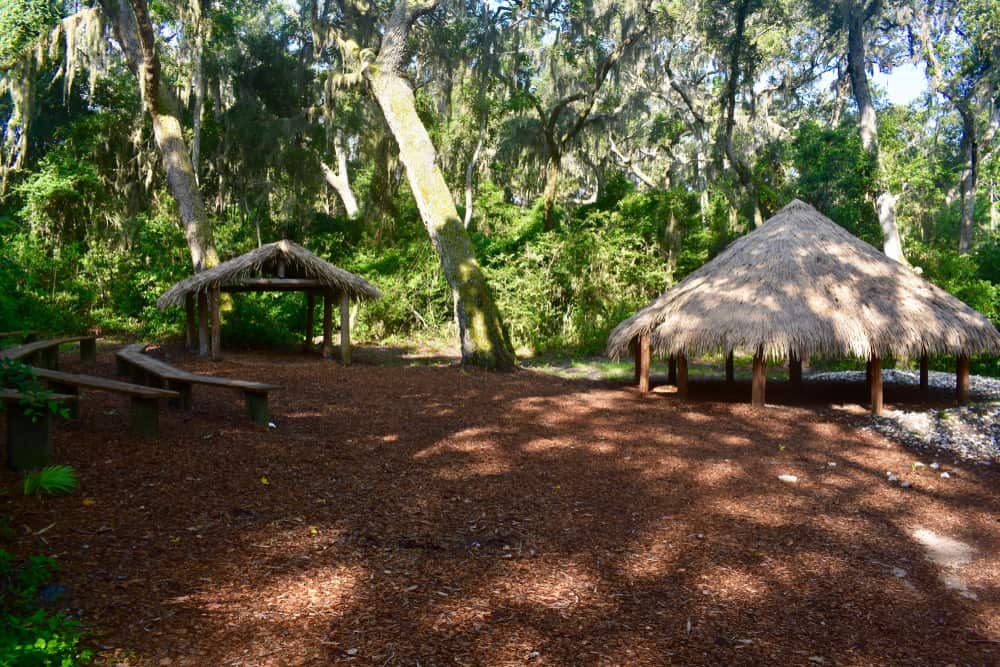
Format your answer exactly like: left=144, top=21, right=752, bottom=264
left=157, top=240, right=381, bottom=308
left=607, top=199, right=1000, bottom=361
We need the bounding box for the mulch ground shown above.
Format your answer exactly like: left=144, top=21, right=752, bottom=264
left=3, top=346, right=1000, bottom=666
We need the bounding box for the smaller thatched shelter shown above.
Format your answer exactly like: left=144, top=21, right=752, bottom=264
left=158, top=240, right=380, bottom=361
left=607, top=199, right=1000, bottom=412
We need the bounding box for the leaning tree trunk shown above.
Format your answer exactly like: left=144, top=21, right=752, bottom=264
left=847, top=8, right=904, bottom=263
left=100, top=0, right=218, bottom=272
left=369, top=70, right=515, bottom=369
left=321, top=131, right=360, bottom=218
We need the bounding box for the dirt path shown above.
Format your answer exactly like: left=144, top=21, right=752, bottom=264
left=3, top=349, right=999, bottom=666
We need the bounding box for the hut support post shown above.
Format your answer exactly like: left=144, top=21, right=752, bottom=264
left=340, top=293, right=351, bottom=365
left=751, top=347, right=766, bottom=409
left=197, top=292, right=209, bottom=357
left=304, top=293, right=315, bottom=352
left=634, top=334, right=650, bottom=393
left=210, top=284, right=221, bottom=361
left=919, top=354, right=929, bottom=392
left=322, top=292, right=333, bottom=359
left=185, top=294, right=196, bottom=351
left=869, top=354, right=883, bottom=415
left=667, top=355, right=677, bottom=386
left=956, top=354, right=970, bottom=405
left=789, top=351, right=802, bottom=387
left=676, top=353, right=688, bottom=399
left=725, top=351, right=734, bottom=383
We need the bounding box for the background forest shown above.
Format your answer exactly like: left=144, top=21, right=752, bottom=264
left=1, top=0, right=998, bottom=369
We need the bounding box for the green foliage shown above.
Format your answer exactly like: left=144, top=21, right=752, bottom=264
left=789, top=121, right=881, bottom=246
left=0, top=359, right=69, bottom=422
left=22, top=465, right=79, bottom=497
left=0, top=0, right=61, bottom=66
left=0, top=549, right=91, bottom=666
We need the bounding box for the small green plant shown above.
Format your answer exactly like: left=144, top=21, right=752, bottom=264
left=0, top=549, right=92, bottom=665
left=0, top=359, right=69, bottom=422
left=22, top=466, right=79, bottom=497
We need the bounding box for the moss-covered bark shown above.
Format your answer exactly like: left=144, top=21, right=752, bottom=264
left=370, top=70, right=515, bottom=369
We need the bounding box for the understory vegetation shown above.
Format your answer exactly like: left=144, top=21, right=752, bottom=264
left=0, top=0, right=997, bottom=375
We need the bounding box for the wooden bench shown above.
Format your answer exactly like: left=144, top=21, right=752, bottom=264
left=30, top=368, right=178, bottom=440
left=1, top=389, right=76, bottom=470
left=115, top=344, right=279, bottom=424
left=0, top=336, right=97, bottom=369
left=0, top=330, right=41, bottom=343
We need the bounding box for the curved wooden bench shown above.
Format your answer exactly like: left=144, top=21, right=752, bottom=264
left=115, top=344, right=279, bottom=424
left=1, top=389, right=76, bottom=470
left=0, top=336, right=97, bottom=369
left=30, top=368, right=177, bottom=440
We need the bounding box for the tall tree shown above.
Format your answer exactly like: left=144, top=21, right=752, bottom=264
left=838, top=0, right=906, bottom=261
left=318, top=0, right=515, bottom=368
left=920, top=0, right=1000, bottom=254
left=98, top=0, right=218, bottom=271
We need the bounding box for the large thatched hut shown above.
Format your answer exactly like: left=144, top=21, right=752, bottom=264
left=606, top=199, right=1000, bottom=413
left=158, top=240, right=380, bottom=361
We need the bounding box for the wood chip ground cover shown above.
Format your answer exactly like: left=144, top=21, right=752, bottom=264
left=2, top=348, right=999, bottom=666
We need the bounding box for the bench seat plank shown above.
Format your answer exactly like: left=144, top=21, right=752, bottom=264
left=31, top=368, right=178, bottom=399
left=115, top=345, right=278, bottom=424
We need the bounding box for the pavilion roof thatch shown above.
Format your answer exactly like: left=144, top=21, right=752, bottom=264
left=157, top=240, right=381, bottom=308
left=606, top=199, right=1000, bottom=361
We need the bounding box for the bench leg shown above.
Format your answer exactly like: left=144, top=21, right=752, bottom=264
left=130, top=397, right=160, bottom=440
left=115, top=357, right=130, bottom=377
left=41, top=347, right=59, bottom=370
left=167, top=381, right=192, bottom=410
left=6, top=406, right=53, bottom=471
left=49, top=382, right=80, bottom=419
left=80, top=338, right=97, bottom=363
left=244, top=391, right=269, bottom=424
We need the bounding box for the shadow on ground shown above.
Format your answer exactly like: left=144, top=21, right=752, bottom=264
left=2, top=347, right=999, bottom=666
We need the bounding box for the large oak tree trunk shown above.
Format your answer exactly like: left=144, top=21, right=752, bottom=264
left=100, top=0, right=218, bottom=272
left=846, top=7, right=904, bottom=263
left=369, top=10, right=514, bottom=369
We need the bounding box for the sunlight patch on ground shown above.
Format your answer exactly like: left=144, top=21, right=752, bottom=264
left=911, top=527, right=978, bottom=599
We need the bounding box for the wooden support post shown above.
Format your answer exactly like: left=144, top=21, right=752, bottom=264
left=6, top=405, right=53, bottom=471
left=631, top=338, right=639, bottom=386
left=130, top=396, right=160, bottom=440
left=865, top=359, right=872, bottom=395
left=210, top=284, right=221, bottom=361
left=869, top=354, right=883, bottom=415
left=340, top=292, right=352, bottom=365
left=635, top=334, right=651, bottom=393
left=304, top=293, right=316, bottom=352
left=80, top=337, right=96, bottom=363
left=919, top=354, right=929, bottom=393
left=198, top=291, right=209, bottom=357
left=115, top=356, right=130, bottom=377
left=725, top=351, right=735, bottom=383
left=956, top=354, right=970, bottom=405
left=185, top=294, right=196, bottom=350
left=789, top=351, right=802, bottom=387
left=667, top=355, right=677, bottom=386
left=751, top=347, right=766, bottom=409
left=244, top=391, right=269, bottom=424
left=167, top=381, right=193, bottom=410
left=676, top=353, right=689, bottom=399
left=322, top=292, right=333, bottom=359
left=41, top=346, right=59, bottom=370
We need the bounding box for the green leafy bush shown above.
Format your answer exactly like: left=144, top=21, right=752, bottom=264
left=0, top=549, right=91, bottom=666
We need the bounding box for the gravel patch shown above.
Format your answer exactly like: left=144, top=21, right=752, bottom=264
left=809, top=370, right=1000, bottom=463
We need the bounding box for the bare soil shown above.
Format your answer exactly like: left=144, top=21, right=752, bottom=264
left=3, top=346, right=1000, bottom=666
